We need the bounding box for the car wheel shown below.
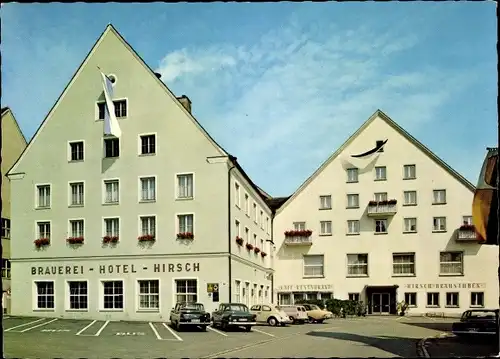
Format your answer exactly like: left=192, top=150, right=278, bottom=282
left=290, top=316, right=296, bottom=324
left=245, top=326, right=252, bottom=332
left=221, top=321, right=227, bottom=331
left=308, top=316, right=316, bottom=323
left=317, top=319, right=324, bottom=324
left=201, top=325, right=207, bottom=331
left=267, top=317, right=278, bottom=327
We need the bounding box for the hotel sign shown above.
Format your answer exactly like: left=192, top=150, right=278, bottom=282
left=276, top=284, right=333, bottom=291
left=405, top=282, right=486, bottom=290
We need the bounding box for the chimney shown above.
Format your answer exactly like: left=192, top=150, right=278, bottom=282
left=177, top=95, right=192, bottom=114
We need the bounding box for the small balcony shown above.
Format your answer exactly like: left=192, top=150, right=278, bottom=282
left=367, top=200, right=398, bottom=217
left=456, top=224, right=477, bottom=242
left=284, top=230, right=313, bottom=246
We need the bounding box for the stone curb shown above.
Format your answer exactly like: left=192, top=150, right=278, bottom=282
left=417, top=332, right=455, bottom=358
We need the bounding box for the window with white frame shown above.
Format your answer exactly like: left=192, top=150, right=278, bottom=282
left=347, top=220, right=360, bottom=234
left=235, top=220, right=240, bottom=237
left=178, top=214, right=194, bottom=234
left=253, top=233, right=257, bottom=246
left=254, top=203, right=258, bottom=223
left=375, top=219, right=388, bottom=233
left=265, top=286, right=269, bottom=302
left=319, top=195, right=332, bottom=209
left=70, top=141, right=84, bottom=161
left=403, top=218, right=417, bottom=232
left=278, top=293, right=291, bottom=305
left=403, top=191, right=417, bottom=205
left=177, top=174, right=193, bottom=199
left=140, top=134, right=156, bottom=155
left=433, top=217, right=447, bottom=231
left=140, top=177, right=156, bottom=201
left=70, top=220, right=84, bottom=238
left=234, top=280, right=241, bottom=303
left=348, top=293, right=360, bottom=302
left=260, top=210, right=264, bottom=228
left=244, top=194, right=249, bottom=215
left=403, top=164, right=416, bottom=179
left=462, top=216, right=473, bottom=225
left=140, top=216, right=156, bottom=237
left=471, top=292, right=484, bottom=307
left=98, top=100, right=127, bottom=119
left=243, top=282, right=249, bottom=306
left=37, top=184, right=51, bottom=208
left=235, top=183, right=240, bottom=207
left=175, top=279, right=197, bottom=303
left=375, top=166, right=387, bottom=180
left=392, top=253, right=415, bottom=276
left=244, top=227, right=249, bottom=242
left=446, top=292, right=459, bottom=307
left=138, top=280, right=159, bottom=310
left=104, top=218, right=119, bottom=237
left=427, top=292, right=439, bottom=307
left=68, top=281, right=88, bottom=310
left=374, top=192, right=388, bottom=202
left=70, top=182, right=84, bottom=206
left=1, top=218, right=11, bottom=239
left=252, top=284, right=258, bottom=305
left=303, top=255, right=324, bottom=277
left=347, top=168, right=358, bottom=183
left=320, top=221, right=332, bottom=235
left=294, top=222, right=306, bottom=231
left=347, top=194, right=359, bottom=208
left=405, top=292, right=417, bottom=307
left=259, top=285, right=264, bottom=302
left=104, top=138, right=120, bottom=158
left=260, top=238, right=264, bottom=250
left=36, top=281, right=55, bottom=309
left=37, top=221, right=51, bottom=239
left=347, top=254, right=368, bottom=276
left=433, top=189, right=446, bottom=204
left=102, top=281, right=123, bottom=309
left=266, top=217, right=269, bottom=234
left=1, top=259, right=11, bottom=279
left=104, top=180, right=119, bottom=203
left=440, top=252, right=463, bottom=275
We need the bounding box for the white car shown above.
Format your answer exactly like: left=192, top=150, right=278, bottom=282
left=250, top=304, right=293, bottom=326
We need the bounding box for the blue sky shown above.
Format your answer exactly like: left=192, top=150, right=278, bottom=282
left=1, top=3, right=497, bottom=197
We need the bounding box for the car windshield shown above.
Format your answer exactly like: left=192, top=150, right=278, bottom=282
left=467, top=311, right=497, bottom=320
left=228, top=304, right=248, bottom=312
left=309, top=304, right=320, bottom=310
left=182, top=303, right=204, bottom=311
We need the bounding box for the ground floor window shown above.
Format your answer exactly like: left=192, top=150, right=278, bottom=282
left=1, top=258, right=10, bottom=279
left=471, top=292, right=484, bottom=307
left=103, top=281, right=123, bottom=310
left=68, top=281, right=88, bottom=310
left=319, top=292, right=332, bottom=300
left=138, top=280, right=159, bottom=310
left=35, top=281, right=54, bottom=309
left=427, top=292, right=439, bottom=307
left=279, top=291, right=333, bottom=305
left=243, top=282, right=249, bottom=306
left=175, top=279, right=197, bottom=303
left=234, top=280, right=241, bottom=303
left=252, top=284, right=258, bottom=305
left=348, top=293, right=360, bottom=302
left=265, top=286, right=269, bottom=302
left=445, top=292, right=459, bottom=308
left=259, top=285, right=264, bottom=303
left=279, top=293, right=292, bottom=305
left=404, top=292, right=417, bottom=307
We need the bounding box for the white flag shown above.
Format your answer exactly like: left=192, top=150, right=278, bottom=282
left=100, top=72, right=122, bottom=138
left=340, top=152, right=381, bottom=174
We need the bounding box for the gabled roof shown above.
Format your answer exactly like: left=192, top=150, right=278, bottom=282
left=276, top=109, right=476, bottom=214
left=1, top=106, right=28, bottom=145
left=265, top=196, right=291, bottom=212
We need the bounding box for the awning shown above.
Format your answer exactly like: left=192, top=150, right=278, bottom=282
left=364, top=285, right=399, bottom=290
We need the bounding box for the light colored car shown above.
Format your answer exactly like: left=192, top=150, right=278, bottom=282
left=280, top=305, right=309, bottom=324
left=250, top=304, right=293, bottom=326
left=301, top=303, right=331, bottom=323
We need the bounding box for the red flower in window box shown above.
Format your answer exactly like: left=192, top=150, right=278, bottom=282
left=261, top=251, right=267, bottom=257
left=103, top=236, right=119, bottom=244
left=236, top=236, right=244, bottom=246
left=254, top=247, right=261, bottom=254
left=34, top=238, right=50, bottom=248
left=368, top=200, right=377, bottom=206
left=138, top=234, right=156, bottom=242
left=246, top=243, right=254, bottom=250
left=459, top=224, right=475, bottom=231
left=67, top=237, right=84, bottom=245
left=284, top=230, right=313, bottom=237
left=177, top=232, right=194, bottom=240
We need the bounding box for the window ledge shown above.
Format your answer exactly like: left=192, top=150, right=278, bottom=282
left=445, top=305, right=460, bottom=308
left=139, top=153, right=156, bottom=157
left=346, top=206, right=360, bottom=209
left=136, top=309, right=160, bottom=313
left=402, top=203, right=417, bottom=207
left=432, top=230, right=447, bottom=233
left=176, top=197, right=194, bottom=201
left=102, top=202, right=119, bottom=206
left=98, top=309, right=124, bottom=312
left=392, top=274, right=416, bottom=277
left=68, top=160, right=84, bottom=164
left=425, top=306, right=440, bottom=308
left=439, top=274, right=464, bottom=277
left=139, top=200, right=156, bottom=204
left=69, top=204, right=84, bottom=208
left=346, top=275, right=369, bottom=278
left=319, top=208, right=332, bottom=211
left=33, top=309, right=55, bottom=312
left=403, top=177, right=416, bottom=180
left=346, top=233, right=360, bottom=236
left=303, top=276, right=325, bottom=279
left=346, top=181, right=359, bottom=184
left=374, top=232, right=388, bottom=235
left=470, top=305, right=485, bottom=308
left=374, top=179, right=387, bottom=182
left=319, top=233, right=332, bottom=237
left=65, top=309, right=89, bottom=312
left=103, top=157, right=120, bottom=160
left=403, top=231, right=417, bottom=234
left=432, top=202, right=447, bottom=206
left=35, top=207, right=51, bottom=211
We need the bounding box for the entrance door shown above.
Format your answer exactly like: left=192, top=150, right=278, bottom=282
left=372, top=293, right=391, bottom=314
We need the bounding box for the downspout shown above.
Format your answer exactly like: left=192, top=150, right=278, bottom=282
left=227, top=158, right=236, bottom=303
left=270, top=213, right=275, bottom=303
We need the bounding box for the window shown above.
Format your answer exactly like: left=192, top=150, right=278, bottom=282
left=140, top=216, right=156, bottom=237
left=37, top=222, right=51, bottom=239
left=303, top=255, right=324, bottom=277
left=433, top=189, right=446, bottom=204
left=403, top=191, right=417, bottom=205
left=346, top=194, right=359, bottom=208
left=138, top=280, right=159, bottom=310
left=235, top=220, right=240, bottom=237
left=427, top=292, right=439, bottom=307
left=104, top=218, right=119, bottom=237
left=1, top=259, right=11, bottom=279
left=259, top=286, right=264, bottom=303
left=347, top=220, right=360, bottom=234
left=36, top=281, right=55, bottom=309
left=69, top=220, right=84, bottom=238
left=244, top=194, right=249, bottom=215
left=98, top=99, right=127, bottom=119
left=244, top=227, right=249, bottom=242
left=279, top=293, right=291, bottom=305
left=404, top=293, right=417, bottom=307
left=140, top=134, right=156, bottom=155
left=102, top=281, right=123, bottom=309
left=348, top=293, right=360, bottom=301
left=260, top=238, right=264, bottom=250
left=375, top=219, right=387, bottom=233
left=266, top=217, right=269, bottom=234
left=70, top=141, right=84, bottom=161
left=320, top=221, right=332, bottom=235
left=446, top=292, right=459, bottom=307
left=471, top=292, right=484, bottom=307
left=403, top=164, right=416, bottom=179
left=440, top=252, right=463, bottom=275
left=234, top=183, right=240, bottom=207
left=433, top=217, right=447, bottom=231
left=403, top=218, right=417, bottom=232
left=234, top=281, right=241, bottom=303
left=178, top=214, right=194, bottom=234
left=1, top=218, right=11, bottom=239
left=254, top=203, right=258, bottom=223
left=177, top=174, right=193, bottom=199
left=70, top=182, right=84, bottom=206
left=253, top=284, right=258, bottom=304
left=104, top=180, right=119, bottom=203
left=347, top=168, right=358, bottom=183
left=462, top=216, right=473, bottom=225
left=319, top=195, right=332, bottom=209
left=260, top=210, right=264, bottom=228
left=37, top=184, right=51, bottom=208
left=265, top=286, right=269, bottom=302
left=176, top=279, right=197, bottom=303
left=253, top=233, right=257, bottom=246
left=374, top=192, right=388, bottom=202
left=294, top=222, right=306, bottom=231
left=375, top=166, right=387, bottom=180
left=140, top=177, right=156, bottom=201
left=347, top=254, right=368, bottom=276
left=243, top=282, right=249, bottom=306
left=104, top=138, right=119, bottom=158
left=68, top=281, right=88, bottom=310
left=392, top=253, right=415, bottom=276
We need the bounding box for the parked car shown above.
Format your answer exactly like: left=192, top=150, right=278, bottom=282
left=280, top=305, right=309, bottom=324
left=212, top=303, right=257, bottom=331
left=452, top=309, right=499, bottom=338
left=301, top=303, right=331, bottom=323
left=169, top=302, right=211, bottom=331
left=250, top=304, right=293, bottom=326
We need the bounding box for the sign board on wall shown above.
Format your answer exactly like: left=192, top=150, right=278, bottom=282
left=276, top=284, right=333, bottom=292
left=207, top=283, right=219, bottom=293
left=405, top=282, right=486, bottom=290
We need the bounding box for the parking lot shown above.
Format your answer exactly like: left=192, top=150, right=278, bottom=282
left=3, top=315, right=458, bottom=358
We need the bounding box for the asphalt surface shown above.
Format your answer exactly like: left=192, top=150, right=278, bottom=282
left=3, top=315, right=458, bottom=358
left=424, top=335, right=497, bottom=358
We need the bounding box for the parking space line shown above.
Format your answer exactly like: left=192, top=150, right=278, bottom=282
left=162, top=323, right=183, bottom=341
left=94, top=320, right=110, bottom=336
left=5, top=318, right=47, bottom=332
left=19, top=318, right=58, bottom=332
left=311, top=326, right=340, bottom=332
left=3, top=316, right=11, bottom=319
left=252, top=327, right=275, bottom=337
left=207, top=325, right=228, bottom=336
left=76, top=320, right=97, bottom=336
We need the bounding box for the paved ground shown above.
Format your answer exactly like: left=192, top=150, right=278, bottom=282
left=424, top=335, right=497, bottom=358
left=3, top=315, right=458, bottom=358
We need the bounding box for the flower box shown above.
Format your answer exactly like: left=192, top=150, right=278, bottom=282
left=284, top=230, right=313, bottom=237
left=246, top=243, right=254, bottom=250
left=459, top=224, right=475, bottom=231
left=177, top=232, right=194, bottom=240
left=254, top=247, right=261, bottom=254
left=67, top=237, right=84, bottom=245
left=103, top=236, right=119, bottom=244
left=261, top=252, right=267, bottom=257
left=34, top=238, right=50, bottom=248
left=236, top=237, right=244, bottom=246
left=138, top=234, right=156, bottom=242
left=368, top=199, right=397, bottom=206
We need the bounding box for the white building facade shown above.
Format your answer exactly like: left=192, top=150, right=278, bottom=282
left=7, top=25, right=273, bottom=321
left=272, top=111, right=497, bottom=317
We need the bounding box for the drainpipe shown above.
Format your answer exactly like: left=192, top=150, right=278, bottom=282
left=270, top=214, right=275, bottom=303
